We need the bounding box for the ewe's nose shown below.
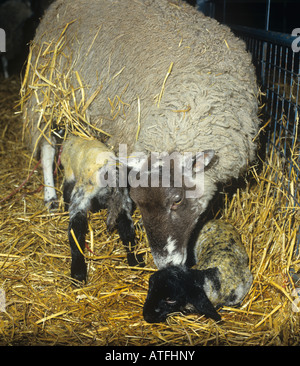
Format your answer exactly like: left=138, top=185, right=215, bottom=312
left=152, top=237, right=187, bottom=269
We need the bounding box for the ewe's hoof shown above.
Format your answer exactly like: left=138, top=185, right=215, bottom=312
left=45, top=199, right=59, bottom=211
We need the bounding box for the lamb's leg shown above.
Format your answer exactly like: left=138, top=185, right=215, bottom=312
left=68, top=211, right=88, bottom=283
left=63, top=180, right=87, bottom=282
left=41, top=139, right=57, bottom=208
left=116, top=210, right=144, bottom=267
left=63, top=180, right=76, bottom=212
left=107, top=187, right=144, bottom=267
left=67, top=186, right=91, bottom=283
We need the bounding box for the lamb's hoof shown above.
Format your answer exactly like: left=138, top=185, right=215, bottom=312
left=71, top=272, right=87, bottom=287
left=127, top=252, right=145, bottom=268
left=71, top=262, right=87, bottom=286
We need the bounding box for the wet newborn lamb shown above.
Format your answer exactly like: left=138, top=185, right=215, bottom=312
left=143, top=220, right=253, bottom=323
left=61, top=135, right=137, bottom=282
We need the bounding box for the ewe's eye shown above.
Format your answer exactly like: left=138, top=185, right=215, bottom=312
left=171, top=195, right=183, bottom=210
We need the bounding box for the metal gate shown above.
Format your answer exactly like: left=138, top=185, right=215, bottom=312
left=197, top=0, right=300, bottom=251
left=232, top=25, right=299, bottom=209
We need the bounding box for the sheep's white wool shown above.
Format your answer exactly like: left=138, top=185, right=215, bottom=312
left=24, top=0, right=259, bottom=186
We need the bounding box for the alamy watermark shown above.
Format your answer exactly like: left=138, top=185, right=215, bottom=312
left=292, top=28, right=300, bottom=53
left=0, top=288, right=5, bottom=312
left=95, top=144, right=211, bottom=199
left=0, top=28, right=5, bottom=53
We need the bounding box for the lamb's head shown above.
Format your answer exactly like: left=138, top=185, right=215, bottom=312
left=123, top=149, right=215, bottom=269
left=143, top=266, right=221, bottom=323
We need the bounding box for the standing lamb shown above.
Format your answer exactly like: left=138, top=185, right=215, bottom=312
left=22, top=0, right=259, bottom=276
left=143, top=220, right=253, bottom=323
left=61, top=136, right=139, bottom=282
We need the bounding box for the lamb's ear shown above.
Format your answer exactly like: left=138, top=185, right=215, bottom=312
left=187, top=273, right=221, bottom=321
left=192, top=150, right=215, bottom=173
left=190, top=288, right=221, bottom=321
left=117, top=153, right=148, bottom=172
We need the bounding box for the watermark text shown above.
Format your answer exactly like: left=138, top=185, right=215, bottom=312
left=0, top=288, right=5, bottom=312
left=96, top=144, right=211, bottom=199
left=0, top=28, right=5, bottom=53
left=292, top=28, right=300, bottom=53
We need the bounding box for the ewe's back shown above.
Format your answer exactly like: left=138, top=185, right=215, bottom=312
left=24, top=0, right=259, bottom=182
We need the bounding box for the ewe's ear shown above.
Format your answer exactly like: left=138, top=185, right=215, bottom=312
left=192, top=150, right=215, bottom=173
left=182, top=150, right=215, bottom=198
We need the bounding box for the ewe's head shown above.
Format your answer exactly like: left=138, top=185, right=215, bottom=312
left=123, top=149, right=215, bottom=269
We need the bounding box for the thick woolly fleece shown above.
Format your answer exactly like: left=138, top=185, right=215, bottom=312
left=24, top=0, right=259, bottom=186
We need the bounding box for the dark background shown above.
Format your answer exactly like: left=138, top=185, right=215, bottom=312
left=0, top=0, right=299, bottom=77
left=187, top=0, right=299, bottom=33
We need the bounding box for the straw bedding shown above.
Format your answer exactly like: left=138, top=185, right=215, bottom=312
left=1, top=74, right=300, bottom=345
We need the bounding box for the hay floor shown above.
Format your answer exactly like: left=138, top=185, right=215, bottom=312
left=0, top=76, right=300, bottom=346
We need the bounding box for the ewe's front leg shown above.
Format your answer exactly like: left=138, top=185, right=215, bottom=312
left=41, top=139, right=57, bottom=208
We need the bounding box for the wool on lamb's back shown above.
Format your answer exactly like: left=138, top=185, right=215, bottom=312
left=61, top=136, right=113, bottom=192
left=194, top=220, right=252, bottom=306
left=24, top=0, right=259, bottom=183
